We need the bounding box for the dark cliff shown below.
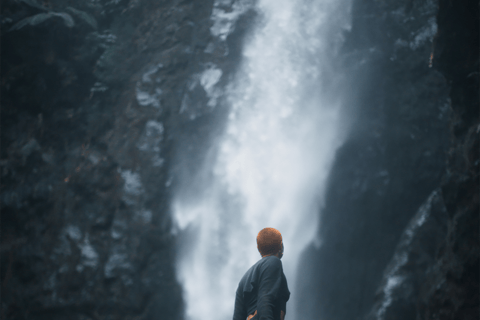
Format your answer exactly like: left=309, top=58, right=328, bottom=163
left=419, top=0, right=479, bottom=318
left=297, top=0, right=479, bottom=320
left=365, top=0, right=480, bottom=315
left=372, top=1, right=479, bottom=319
left=0, top=0, right=221, bottom=318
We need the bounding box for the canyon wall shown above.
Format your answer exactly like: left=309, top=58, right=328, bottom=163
left=297, top=0, right=478, bottom=320
left=1, top=0, right=223, bottom=318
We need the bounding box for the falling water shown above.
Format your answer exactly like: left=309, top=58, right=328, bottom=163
left=173, top=1, right=351, bottom=320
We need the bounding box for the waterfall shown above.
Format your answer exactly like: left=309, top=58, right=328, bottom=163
left=173, top=1, right=351, bottom=320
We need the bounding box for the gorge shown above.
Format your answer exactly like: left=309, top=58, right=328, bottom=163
left=1, top=0, right=478, bottom=320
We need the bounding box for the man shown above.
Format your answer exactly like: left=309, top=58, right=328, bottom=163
left=233, top=228, right=290, bottom=320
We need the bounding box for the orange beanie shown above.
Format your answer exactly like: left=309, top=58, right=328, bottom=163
left=257, top=228, right=283, bottom=256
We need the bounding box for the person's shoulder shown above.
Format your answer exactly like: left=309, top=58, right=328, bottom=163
left=260, top=255, right=282, bottom=269
left=241, top=258, right=264, bottom=280
left=262, top=255, right=281, bottom=262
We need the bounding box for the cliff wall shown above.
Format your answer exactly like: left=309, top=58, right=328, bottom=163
left=297, top=0, right=478, bottom=319
left=1, top=0, right=221, bottom=318
left=297, top=0, right=447, bottom=318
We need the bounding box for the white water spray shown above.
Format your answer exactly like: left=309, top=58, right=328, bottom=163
left=173, top=1, right=350, bottom=320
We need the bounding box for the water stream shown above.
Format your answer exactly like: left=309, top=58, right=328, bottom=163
left=173, top=1, right=351, bottom=320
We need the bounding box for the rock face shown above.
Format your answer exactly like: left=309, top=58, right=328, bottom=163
left=418, top=0, right=479, bottom=318
left=296, top=0, right=478, bottom=320
left=367, top=1, right=479, bottom=319
left=297, top=0, right=449, bottom=319
left=366, top=189, right=449, bottom=320
left=0, top=0, right=236, bottom=318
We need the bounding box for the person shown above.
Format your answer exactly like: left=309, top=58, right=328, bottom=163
left=233, top=228, right=290, bottom=320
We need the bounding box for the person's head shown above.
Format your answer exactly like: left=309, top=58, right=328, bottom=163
left=256, top=227, right=283, bottom=259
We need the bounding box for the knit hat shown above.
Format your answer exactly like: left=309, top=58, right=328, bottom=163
left=257, top=228, right=283, bottom=256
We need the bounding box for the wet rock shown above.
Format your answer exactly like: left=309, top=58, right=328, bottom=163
left=367, top=190, right=448, bottom=320
left=1, top=0, right=218, bottom=318
left=20, top=139, right=41, bottom=157
left=297, top=1, right=452, bottom=319
left=420, top=0, right=480, bottom=318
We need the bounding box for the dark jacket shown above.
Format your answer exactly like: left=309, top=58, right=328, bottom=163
left=233, top=256, right=290, bottom=320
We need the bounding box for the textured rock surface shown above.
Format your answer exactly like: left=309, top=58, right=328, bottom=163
left=369, top=0, right=479, bottom=319
left=366, top=189, right=449, bottom=320
left=295, top=0, right=475, bottom=319
left=297, top=0, right=478, bottom=320
left=0, top=0, right=227, bottom=318
left=420, top=0, right=479, bottom=318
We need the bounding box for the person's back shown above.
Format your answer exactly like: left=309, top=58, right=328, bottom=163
left=233, top=228, right=290, bottom=320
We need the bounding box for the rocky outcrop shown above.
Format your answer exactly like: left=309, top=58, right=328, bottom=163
left=0, top=0, right=232, bottom=318
left=419, top=0, right=479, bottom=318
left=366, top=189, right=449, bottom=320
left=297, top=0, right=478, bottom=319
left=368, top=0, right=479, bottom=319
left=296, top=0, right=463, bottom=319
